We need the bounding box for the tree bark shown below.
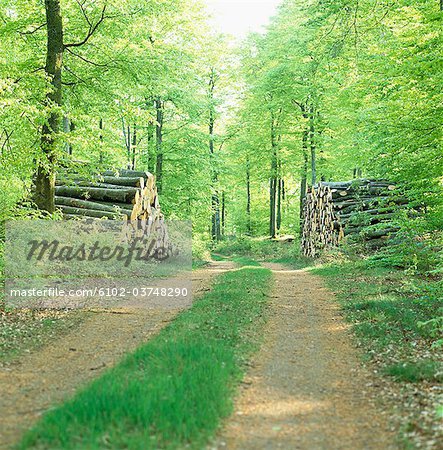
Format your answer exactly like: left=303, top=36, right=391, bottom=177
left=155, top=98, right=164, bottom=194
left=63, top=116, right=71, bottom=155
left=298, top=103, right=309, bottom=231
left=309, top=103, right=317, bottom=186
left=99, top=118, right=104, bottom=164
left=55, top=196, right=133, bottom=214
left=209, top=68, right=221, bottom=241
left=55, top=186, right=138, bottom=203
left=131, top=123, right=137, bottom=170
left=34, top=0, right=64, bottom=212
left=146, top=122, right=155, bottom=173
left=246, top=157, right=251, bottom=235
left=221, top=191, right=226, bottom=236
left=277, top=177, right=282, bottom=231
left=269, top=116, right=280, bottom=238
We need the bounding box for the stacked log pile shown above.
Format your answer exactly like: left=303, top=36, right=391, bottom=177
left=301, top=185, right=344, bottom=258
left=55, top=169, right=161, bottom=222
left=302, top=179, right=409, bottom=257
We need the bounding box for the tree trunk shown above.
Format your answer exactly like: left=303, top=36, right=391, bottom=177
left=246, top=157, right=251, bottom=235
left=221, top=191, right=225, bottom=236
left=269, top=112, right=279, bottom=239
left=299, top=104, right=309, bottom=230
left=126, top=124, right=131, bottom=167
left=270, top=178, right=277, bottom=238
left=99, top=118, right=104, bottom=164
left=34, top=0, right=64, bottom=213
left=131, top=123, right=137, bottom=170
left=63, top=116, right=71, bottom=155
left=209, top=69, right=221, bottom=241
left=155, top=98, right=164, bottom=194
left=146, top=122, right=155, bottom=173
left=277, top=177, right=282, bottom=231
left=309, top=103, right=317, bottom=186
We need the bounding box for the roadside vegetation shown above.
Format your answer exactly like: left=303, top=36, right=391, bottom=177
left=313, top=232, right=442, bottom=448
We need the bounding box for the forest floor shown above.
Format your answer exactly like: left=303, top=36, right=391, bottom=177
left=214, top=263, right=396, bottom=450
left=1, top=255, right=440, bottom=449
left=0, top=260, right=235, bottom=449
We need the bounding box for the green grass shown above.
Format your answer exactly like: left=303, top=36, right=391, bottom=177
left=312, top=256, right=442, bottom=446
left=312, top=261, right=442, bottom=352
left=384, top=360, right=443, bottom=383
left=19, top=261, right=272, bottom=449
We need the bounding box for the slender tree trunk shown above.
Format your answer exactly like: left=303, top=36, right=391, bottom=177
left=63, top=116, right=71, bottom=155
left=309, top=103, right=317, bottom=186
left=34, top=0, right=64, bottom=212
left=269, top=114, right=278, bottom=239
left=277, top=177, right=282, bottom=231
left=155, top=98, right=164, bottom=193
left=246, top=157, right=251, bottom=235
left=440, top=0, right=443, bottom=11
left=126, top=124, right=131, bottom=168
left=270, top=178, right=277, bottom=238
left=99, top=118, right=104, bottom=164
left=208, top=69, right=221, bottom=241
left=299, top=138, right=309, bottom=235
left=221, top=191, right=225, bottom=236
left=131, top=123, right=137, bottom=170
left=146, top=122, right=154, bottom=173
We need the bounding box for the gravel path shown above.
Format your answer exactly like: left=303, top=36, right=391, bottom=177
left=215, top=263, right=396, bottom=450
left=0, top=261, right=235, bottom=449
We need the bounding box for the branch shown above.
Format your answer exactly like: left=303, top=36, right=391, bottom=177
left=1, top=129, right=13, bottom=153
left=65, top=47, right=110, bottom=67
left=64, top=66, right=88, bottom=85
left=14, top=67, right=45, bottom=84
left=18, top=23, right=47, bottom=35
left=64, top=4, right=107, bottom=48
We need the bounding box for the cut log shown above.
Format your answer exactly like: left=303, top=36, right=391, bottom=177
left=55, top=196, right=133, bottom=215
left=55, top=186, right=138, bottom=203
left=344, top=227, right=400, bottom=239
left=57, top=205, right=125, bottom=219
left=102, top=169, right=152, bottom=179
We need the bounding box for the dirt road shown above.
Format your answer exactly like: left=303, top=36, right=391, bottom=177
left=0, top=261, right=234, bottom=449
left=215, top=263, right=395, bottom=450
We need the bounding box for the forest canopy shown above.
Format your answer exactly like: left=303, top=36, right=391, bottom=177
left=0, top=0, right=442, bottom=243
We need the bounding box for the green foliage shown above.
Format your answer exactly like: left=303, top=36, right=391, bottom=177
left=313, top=258, right=442, bottom=364
left=19, top=264, right=272, bottom=449
left=220, top=0, right=442, bottom=239
left=384, top=361, right=443, bottom=383
left=214, top=237, right=309, bottom=265
left=0, top=0, right=231, bottom=238
left=367, top=228, right=443, bottom=275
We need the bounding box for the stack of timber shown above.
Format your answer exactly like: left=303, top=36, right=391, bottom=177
left=301, top=185, right=344, bottom=258
left=302, top=179, right=409, bottom=257
left=55, top=169, right=161, bottom=222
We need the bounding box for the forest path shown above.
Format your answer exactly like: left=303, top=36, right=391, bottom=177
left=215, top=263, right=395, bottom=450
left=0, top=260, right=235, bottom=450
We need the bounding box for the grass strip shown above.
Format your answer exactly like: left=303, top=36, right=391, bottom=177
left=19, top=261, right=272, bottom=450
left=312, top=261, right=442, bottom=378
